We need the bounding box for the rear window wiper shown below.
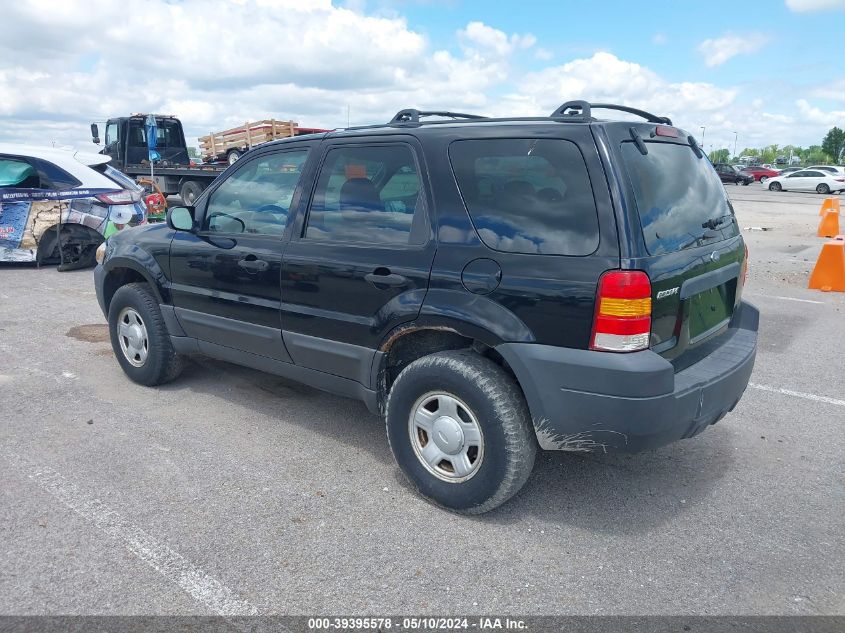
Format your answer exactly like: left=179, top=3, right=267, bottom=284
left=701, top=214, right=734, bottom=230
left=680, top=228, right=720, bottom=250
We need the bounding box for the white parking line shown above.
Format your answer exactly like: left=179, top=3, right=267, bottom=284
left=749, top=383, right=845, bottom=407
left=4, top=452, right=258, bottom=616
left=745, top=293, right=824, bottom=304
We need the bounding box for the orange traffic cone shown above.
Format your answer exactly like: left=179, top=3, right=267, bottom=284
left=819, top=197, right=841, bottom=216
left=809, top=236, right=845, bottom=292
left=818, top=210, right=840, bottom=237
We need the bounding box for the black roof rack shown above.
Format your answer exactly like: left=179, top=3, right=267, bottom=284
left=390, top=109, right=487, bottom=124
left=550, top=101, right=672, bottom=125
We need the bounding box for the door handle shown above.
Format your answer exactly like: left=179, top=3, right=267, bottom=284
left=365, top=269, right=409, bottom=288
left=238, top=258, right=269, bottom=272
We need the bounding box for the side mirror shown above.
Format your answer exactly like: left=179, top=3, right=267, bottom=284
left=167, top=206, right=195, bottom=232
left=91, top=123, right=100, bottom=145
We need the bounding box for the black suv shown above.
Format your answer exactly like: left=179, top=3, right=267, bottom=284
left=94, top=101, right=758, bottom=514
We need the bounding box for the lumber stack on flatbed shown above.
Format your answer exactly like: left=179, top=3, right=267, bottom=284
left=199, top=119, right=298, bottom=162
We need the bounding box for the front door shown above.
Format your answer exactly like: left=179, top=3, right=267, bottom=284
left=169, top=146, right=313, bottom=361
left=280, top=139, right=435, bottom=386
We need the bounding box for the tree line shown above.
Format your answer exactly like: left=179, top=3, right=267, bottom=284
left=708, top=127, right=845, bottom=166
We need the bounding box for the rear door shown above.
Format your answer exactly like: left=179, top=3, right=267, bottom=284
left=611, top=128, right=746, bottom=363
left=169, top=144, right=314, bottom=361
left=280, top=137, right=435, bottom=386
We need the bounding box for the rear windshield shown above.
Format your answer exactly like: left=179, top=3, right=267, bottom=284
left=621, top=141, right=739, bottom=255
left=93, top=164, right=140, bottom=191
left=449, top=139, right=600, bottom=256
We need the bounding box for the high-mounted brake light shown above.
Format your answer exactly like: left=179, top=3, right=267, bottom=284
left=590, top=270, right=652, bottom=352
left=95, top=190, right=140, bottom=205
left=654, top=125, right=679, bottom=138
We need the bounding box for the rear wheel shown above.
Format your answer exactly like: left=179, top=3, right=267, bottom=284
left=108, top=283, right=183, bottom=386
left=769, top=181, right=782, bottom=192
left=179, top=180, right=205, bottom=205
left=226, top=149, right=241, bottom=165
left=385, top=350, right=537, bottom=514
left=817, top=183, right=831, bottom=194
left=760, top=176, right=769, bottom=183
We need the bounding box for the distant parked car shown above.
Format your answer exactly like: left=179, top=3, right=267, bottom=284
left=741, top=166, right=780, bottom=182
left=777, top=166, right=803, bottom=176
left=806, top=165, right=845, bottom=177
left=766, top=169, right=845, bottom=194
left=0, top=144, right=146, bottom=268
left=714, top=163, right=754, bottom=185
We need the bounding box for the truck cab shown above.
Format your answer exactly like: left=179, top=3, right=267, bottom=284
left=97, top=115, right=190, bottom=170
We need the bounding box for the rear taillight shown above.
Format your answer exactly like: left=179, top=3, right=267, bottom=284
left=741, top=243, right=749, bottom=286
left=590, top=270, right=652, bottom=352
left=95, top=190, right=140, bottom=205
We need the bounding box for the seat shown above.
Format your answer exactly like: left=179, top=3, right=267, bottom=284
left=339, top=178, right=383, bottom=213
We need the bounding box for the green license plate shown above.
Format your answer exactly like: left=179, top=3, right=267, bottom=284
left=688, top=283, right=734, bottom=342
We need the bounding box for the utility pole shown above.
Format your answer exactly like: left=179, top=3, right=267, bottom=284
left=732, top=132, right=738, bottom=160
left=700, top=126, right=706, bottom=147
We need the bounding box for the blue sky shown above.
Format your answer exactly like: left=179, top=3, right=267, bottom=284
left=0, top=0, right=843, bottom=153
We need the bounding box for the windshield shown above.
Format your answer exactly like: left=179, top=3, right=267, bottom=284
left=621, top=141, right=740, bottom=255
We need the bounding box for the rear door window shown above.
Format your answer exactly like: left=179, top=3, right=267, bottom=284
left=449, top=139, right=600, bottom=256
left=304, top=144, right=424, bottom=245
left=620, top=141, right=740, bottom=255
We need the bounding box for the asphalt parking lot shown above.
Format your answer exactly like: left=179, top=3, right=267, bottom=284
left=1, top=184, right=843, bottom=616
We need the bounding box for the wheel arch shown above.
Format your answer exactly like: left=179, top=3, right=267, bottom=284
left=101, top=257, right=168, bottom=314
left=36, top=222, right=104, bottom=263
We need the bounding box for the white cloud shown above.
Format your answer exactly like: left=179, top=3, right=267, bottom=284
left=810, top=79, right=845, bottom=102
left=458, top=21, right=536, bottom=57
left=697, top=33, right=768, bottom=67
left=0, top=1, right=837, bottom=154
left=652, top=33, right=667, bottom=45
left=785, top=0, right=845, bottom=11
left=510, top=52, right=737, bottom=121
left=795, top=99, right=845, bottom=126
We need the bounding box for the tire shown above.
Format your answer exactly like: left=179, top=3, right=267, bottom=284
left=226, top=149, right=241, bottom=165
left=742, top=179, right=750, bottom=186
left=179, top=180, right=205, bottom=205
left=769, top=181, right=782, bottom=192
left=385, top=350, right=537, bottom=514
left=760, top=176, right=768, bottom=183
left=108, top=283, right=183, bottom=386
left=817, top=183, right=830, bottom=195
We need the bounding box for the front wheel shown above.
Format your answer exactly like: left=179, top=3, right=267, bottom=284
left=385, top=350, right=537, bottom=514
left=108, top=283, right=183, bottom=386
left=760, top=176, right=769, bottom=183
left=226, top=149, right=241, bottom=165
left=817, top=183, right=831, bottom=194
left=769, top=181, right=782, bottom=192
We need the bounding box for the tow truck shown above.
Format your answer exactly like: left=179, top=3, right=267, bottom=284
left=90, top=114, right=226, bottom=204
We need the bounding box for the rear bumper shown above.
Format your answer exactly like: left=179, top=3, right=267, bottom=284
left=497, top=301, right=759, bottom=453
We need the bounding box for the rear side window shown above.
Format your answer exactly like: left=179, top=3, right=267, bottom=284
left=621, top=141, right=739, bottom=255
left=449, top=139, right=600, bottom=256
left=305, top=144, right=423, bottom=244
left=31, top=158, right=81, bottom=189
